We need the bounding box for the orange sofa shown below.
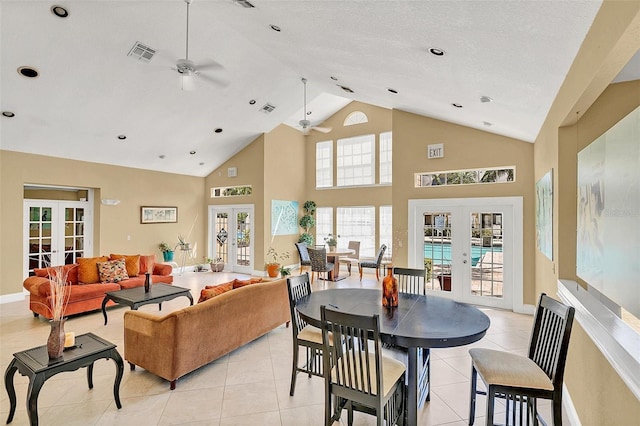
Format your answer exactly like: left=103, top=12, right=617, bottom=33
left=23, top=254, right=173, bottom=319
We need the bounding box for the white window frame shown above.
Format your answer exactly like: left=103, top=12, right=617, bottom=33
left=337, top=206, right=376, bottom=258
left=316, top=141, right=333, bottom=188
left=337, top=134, right=375, bottom=187
left=379, top=132, right=392, bottom=184
left=379, top=205, right=392, bottom=258
left=315, top=207, right=333, bottom=246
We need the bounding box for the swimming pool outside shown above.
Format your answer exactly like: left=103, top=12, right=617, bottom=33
left=424, top=242, right=502, bottom=266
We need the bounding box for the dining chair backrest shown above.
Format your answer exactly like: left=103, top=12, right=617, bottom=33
left=393, top=267, right=426, bottom=295
left=308, top=246, right=332, bottom=272
left=295, top=242, right=311, bottom=266
left=374, top=244, right=387, bottom=266
left=346, top=241, right=360, bottom=259
left=528, top=293, right=575, bottom=387
left=286, top=273, right=312, bottom=335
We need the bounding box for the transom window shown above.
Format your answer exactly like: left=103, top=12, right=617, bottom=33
left=344, top=111, right=368, bottom=126
left=337, top=134, right=375, bottom=186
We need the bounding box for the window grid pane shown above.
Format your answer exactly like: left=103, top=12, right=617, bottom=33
left=337, top=207, right=376, bottom=257
left=379, top=206, right=392, bottom=258
left=315, top=207, right=333, bottom=246
left=337, top=135, right=375, bottom=186
left=316, top=141, right=333, bottom=188
left=380, top=132, right=392, bottom=184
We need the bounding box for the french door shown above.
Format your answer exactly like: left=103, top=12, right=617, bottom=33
left=408, top=197, right=522, bottom=310
left=24, top=200, right=92, bottom=277
left=208, top=205, right=254, bottom=274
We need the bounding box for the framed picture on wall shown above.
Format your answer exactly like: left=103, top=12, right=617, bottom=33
left=140, top=206, right=178, bottom=224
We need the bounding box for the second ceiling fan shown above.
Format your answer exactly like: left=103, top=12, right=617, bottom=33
left=298, top=78, right=332, bottom=134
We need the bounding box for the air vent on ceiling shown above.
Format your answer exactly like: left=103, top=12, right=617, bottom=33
left=260, top=103, right=276, bottom=113
left=233, top=0, right=255, bottom=8
left=127, top=41, right=156, bottom=63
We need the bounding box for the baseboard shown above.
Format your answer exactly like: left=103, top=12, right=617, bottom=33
left=563, top=383, right=582, bottom=425
left=0, top=291, right=27, bottom=304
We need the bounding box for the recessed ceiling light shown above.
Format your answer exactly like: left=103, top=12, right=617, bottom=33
left=249, top=99, right=256, bottom=105
left=338, top=85, right=354, bottom=94
left=214, top=128, right=223, bottom=133
left=199, top=162, right=205, bottom=166
left=387, top=88, right=398, bottom=94
left=428, top=47, right=446, bottom=56
left=306, top=111, right=312, bottom=116
left=2, top=111, right=15, bottom=118
left=452, top=103, right=463, bottom=108
left=159, top=155, right=166, bottom=159
left=269, top=24, right=281, bottom=32
left=51, top=5, right=69, bottom=18
left=17, top=66, right=39, bottom=78
left=330, top=76, right=338, bottom=81
left=117, top=135, right=126, bottom=140
left=189, top=150, right=196, bottom=155
left=480, top=96, right=493, bottom=103
left=483, top=121, right=493, bottom=126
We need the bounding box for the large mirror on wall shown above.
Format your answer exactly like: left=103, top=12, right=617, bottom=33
left=576, top=105, right=640, bottom=332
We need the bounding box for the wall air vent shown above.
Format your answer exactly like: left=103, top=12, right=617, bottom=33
left=127, top=41, right=156, bottom=63
left=233, top=0, right=255, bottom=8
left=260, top=103, right=276, bottom=113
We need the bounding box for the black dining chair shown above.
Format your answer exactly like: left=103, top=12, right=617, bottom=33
left=285, top=273, right=325, bottom=396
left=393, top=267, right=426, bottom=295
left=359, top=244, right=387, bottom=281
left=320, top=305, right=406, bottom=426
left=294, top=242, right=312, bottom=275
left=469, top=293, right=575, bottom=426
left=308, top=246, right=334, bottom=284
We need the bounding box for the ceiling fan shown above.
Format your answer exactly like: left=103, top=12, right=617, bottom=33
left=298, top=78, right=332, bottom=134
left=173, top=0, right=227, bottom=90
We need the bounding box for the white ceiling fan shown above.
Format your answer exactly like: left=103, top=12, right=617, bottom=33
left=173, top=0, right=227, bottom=90
left=298, top=78, right=332, bottom=134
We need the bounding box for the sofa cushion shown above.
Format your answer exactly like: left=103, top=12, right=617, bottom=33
left=97, top=259, right=129, bottom=283
left=198, top=282, right=234, bottom=303
left=139, top=254, right=156, bottom=275
left=33, top=264, right=78, bottom=284
left=232, top=277, right=263, bottom=289
left=77, top=256, right=109, bottom=284
left=110, top=254, right=140, bottom=277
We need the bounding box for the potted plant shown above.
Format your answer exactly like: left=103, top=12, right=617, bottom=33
left=298, top=200, right=316, bottom=246
left=265, top=247, right=289, bottom=278
left=159, top=241, right=174, bottom=262
left=206, top=257, right=225, bottom=272
left=324, top=233, right=340, bottom=251
left=279, top=265, right=292, bottom=278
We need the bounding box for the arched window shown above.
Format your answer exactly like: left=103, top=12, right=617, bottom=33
left=343, top=111, right=368, bottom=126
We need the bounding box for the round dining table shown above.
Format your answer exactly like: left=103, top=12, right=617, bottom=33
left=324, top=248, right=355, bottom=281
left=296, top=288, right=491, bottom=425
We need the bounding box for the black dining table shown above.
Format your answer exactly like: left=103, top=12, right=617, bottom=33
left=295, top=288, right=491, bottom=425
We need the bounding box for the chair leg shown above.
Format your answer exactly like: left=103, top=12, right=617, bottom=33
left=486, top=385, right=495, bottom=426
left=375, top=267, right=380, bottom=281
left=469, top=365, right=477, bottom=425
left=552, top=394, right=563, bottom=426
left=290, top=343, right=299, bottom=396
left=359, top=266, right=363, bottom=281
left=347, top=263, right=351, bottom=275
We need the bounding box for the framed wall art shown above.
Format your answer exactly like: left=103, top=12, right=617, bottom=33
left=140, top=206, right=178, bottom=224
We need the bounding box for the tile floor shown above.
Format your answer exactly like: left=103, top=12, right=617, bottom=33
left=0, top=269, right=552, bottom=425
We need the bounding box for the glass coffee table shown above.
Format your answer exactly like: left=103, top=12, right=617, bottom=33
left=101, top=283, right=193, bottom=325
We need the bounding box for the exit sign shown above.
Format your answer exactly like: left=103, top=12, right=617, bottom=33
left=428, top=143, right=444, bottom=159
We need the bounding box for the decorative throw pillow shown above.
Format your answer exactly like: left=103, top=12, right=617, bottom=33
left=139, top=254, right=156, bottom=275
left=97, top=259, right=129, bottom=283
left=232, top=277, right=263, bottom=289
left=198, top=282, right=234, bottom=303
left=77, top=256, right=109, bottom=284
left=109, top=254, right=140, bottom=277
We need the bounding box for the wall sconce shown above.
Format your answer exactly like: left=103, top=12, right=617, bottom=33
left=101, top=199, right=120, bottom=206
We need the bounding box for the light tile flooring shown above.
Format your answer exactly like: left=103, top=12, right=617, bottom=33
left=0, top=269, right=553, bottom=425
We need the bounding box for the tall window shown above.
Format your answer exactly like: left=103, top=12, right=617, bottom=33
left=337, top=135, right=375, bottom=186
left=379, top=132, right=392, bottom=184
left=379, top=206, right=392, bottom=258
left=315, top=207, right=333, bottom=245
left=316, top=141, right=333, bottom=188
left=337, top=207, right=375, bottom=257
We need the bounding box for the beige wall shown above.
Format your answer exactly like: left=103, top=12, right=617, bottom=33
left=0, top=151, right=204, bottom=295
left=532, top=1, right=640, bottom=423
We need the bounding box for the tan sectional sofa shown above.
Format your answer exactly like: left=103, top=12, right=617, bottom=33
left=124, top=277, right=291, bottom=389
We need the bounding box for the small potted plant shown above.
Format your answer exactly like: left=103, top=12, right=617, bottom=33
left=279, top=265, right=292, bottom=278
left=324, top=233, right=340, bottom=251
left=265, top=247, right=290, bottom=278
left=159, top=241, right=174, bottom=262
left=206, top=257, right=225, bottom=272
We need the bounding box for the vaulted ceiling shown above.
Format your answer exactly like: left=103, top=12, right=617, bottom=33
left=1, top=0, right=634, bottom=177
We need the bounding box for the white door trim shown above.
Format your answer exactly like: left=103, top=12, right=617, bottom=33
left=208, top=204, right=255, bottom=275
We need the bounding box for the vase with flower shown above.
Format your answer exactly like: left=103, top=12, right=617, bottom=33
left=40, top=265, right=74, bottom=360
left=324, top=233, right=340, bottom=251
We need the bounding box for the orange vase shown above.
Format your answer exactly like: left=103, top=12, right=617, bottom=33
left=382, top=267, right=398, bottom=307
left=266, top=263, right=280, bottom=278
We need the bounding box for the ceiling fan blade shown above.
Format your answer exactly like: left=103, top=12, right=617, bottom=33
left=197, top=72, right=230, bottom=88
left=312, top=126, right=332, bottom=133
left=196, top=59, right=225, bottom=71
